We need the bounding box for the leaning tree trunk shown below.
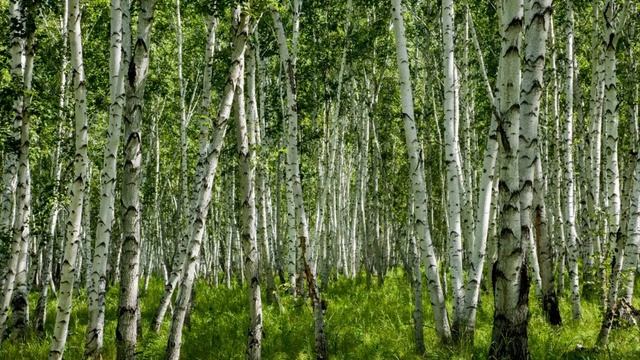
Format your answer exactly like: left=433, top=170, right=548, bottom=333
left=116, top=1, right=156, bottom=358
left=164, top=0, right=191, bottom=327
left=391, top=0, right=451, bottom=344
left=234, top=41, right=263, bottom=359
left=489, top=0, right=530, bottom=359
left=48, top=0, right=89, bottom=357
left=151, top=11, right=218, bottom=334
left=85, top=0, right=129, bottom=355
left=462, top=10, right=500, bottom=338
left=272, top=5, right=329, bottom=357
left=164, top=10, right=248, bottom=360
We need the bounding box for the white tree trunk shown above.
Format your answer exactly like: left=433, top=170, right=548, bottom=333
left=49, top=0, right=89, bottom=356
left=272, top=7, right=329, bottom=357
left=151, top=12, right=218, bottom=334
left=462, top=10, right=500, bottom=336
left=0, top=0, right=26, bottom=339
left=623, top=80, right=640, bottom=302
left=116, top=1, right=156, bottom=358
left=0, top=0, right=25, bottom=282
left=391, top=0, right=451, bottom=343
left=586, top=5, right=605, bottom=293
left=489, top=0, right=529, bottom=358
left=441, top=0, right=465, bottom=337
left=164, top=10, right=248, bottom=359
left=85, top=0, right=129, bottom=355
left=597, top=0, right=625, bottom=348
left=623, top=149, right=640, bottom=302
left=234, top=42, right=263, bottom=359
left=563, top=2, right=581, bottom=320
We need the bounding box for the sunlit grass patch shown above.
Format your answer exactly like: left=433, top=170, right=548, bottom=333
left=2, top=271, right=640, bottom=359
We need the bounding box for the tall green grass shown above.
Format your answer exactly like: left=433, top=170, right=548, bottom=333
left=1, top=270, right=639, bottom=359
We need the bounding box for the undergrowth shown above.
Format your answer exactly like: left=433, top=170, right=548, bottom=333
left=1, top=269, right=639, bottom=359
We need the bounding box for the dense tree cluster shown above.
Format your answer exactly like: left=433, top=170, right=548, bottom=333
left=0, top=0, right=639, bottom=359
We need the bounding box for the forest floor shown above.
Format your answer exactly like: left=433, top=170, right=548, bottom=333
left=1, top=270, right=639, bottom=359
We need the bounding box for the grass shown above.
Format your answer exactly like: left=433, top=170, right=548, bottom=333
left=1, top=269, right=640, bottom=359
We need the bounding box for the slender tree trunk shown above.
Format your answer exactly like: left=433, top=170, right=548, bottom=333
left=442, top=0, right=465, bottom=339
left=164, top=10, right=248, bottom=359
left=85, top=0, right=129, bottom=355
left=0, top=0, right=25, bottom=286
left=272, top=6, right=329, bottom=357
left=563, top=2, right=581, bottom=320
left=523, top=0, right=560, bottom=326
left=408, top=202, right=424, bottom=353
left=597, top=2, right=629, bottom=345
left=391, top=0, right=451, bottom=343
left=623, top=79, right=640, bottom=302
left=585, top=4, right=606, bottom=300
left=7, top=28, right=35, bottom=343
left=623, top=146, right=640, bottom=302
left=547, top=17, right=567, bottom=299
left=462, top=10, right=501, bottom=337
left=48, top=0, right=89, bottom=356
left=234, top=40, right=263, bottom=359
left=252, top=41, right=279, bottom=304
left=151, top=12, right=218, bottom=334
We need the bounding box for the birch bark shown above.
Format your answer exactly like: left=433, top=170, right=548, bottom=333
left=164, top=10, right=248, bottom=359
left=563, top=2, right=581, bottom=319
left=85, top=0, right=129, bottom=353
left=116, top=1, right=156, bottom=358
left=489, top=0, right=530, bottom=358
left=391, top=0, right=451, bottom=343
left=49, top=0, right=89, bottom=356
left=272, top=6, right=329, bottom=357
left=234, top=42, right=263, bottom=358
left=441, top=0, right=465, bottom=338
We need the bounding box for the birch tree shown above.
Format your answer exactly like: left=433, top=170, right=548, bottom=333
left=441, top=0, right=465, bottom=338
left=117, top=1, right=156, bottom=358
left=391, top=0, right=451, bottom=344
left=489, top=0, right=530, bottom=358
left=0, top=0, right=24, bottom=282
left=0, top=0, right=27, bottom=339
left=164, top=9, right=249, bottom=359
left=34, top=1, right=67, bottom=329
left=515, top=0, right=561, bottom=327
left=151, top=9, right=219, bottom=335
left=234, top=39, right=263, bottom=358
left=85, top=0, right=129, bottom=355
left=272, top=3, right=329, bottom=356
left=596, top=1, right=632, bottom=346
left=563, top=1, right=581, bottom=320
left=461, top=9, right=501, bottom=337
left=49, top=0, right=89, bottom=356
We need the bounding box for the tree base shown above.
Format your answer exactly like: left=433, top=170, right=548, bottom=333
left=489, top=262, right=530, bottom=359
left=542, top=293, right=562, bottom=326
left=489, top=313, right=530, bottom=360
